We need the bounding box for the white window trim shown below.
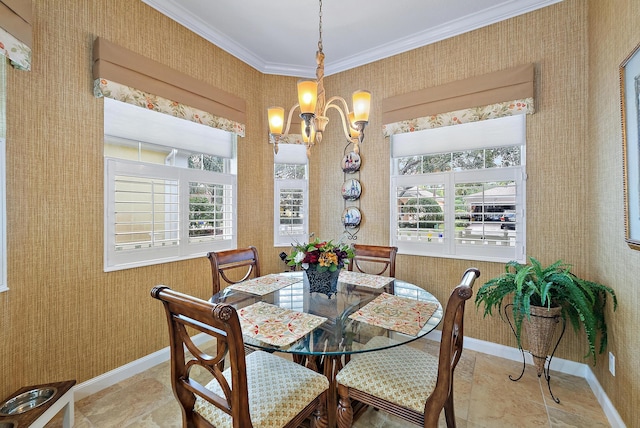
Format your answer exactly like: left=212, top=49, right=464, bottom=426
left=391, top=167, right=526, bottom=263
left=0, top=137, right=7, bottom=292
left=104, top=158, right=237, bottom=271
left=390, top=115, right=526, bottom=263
left=273, top=144, right=309, bottom=248
left=274, top=178, right=309, bottom=247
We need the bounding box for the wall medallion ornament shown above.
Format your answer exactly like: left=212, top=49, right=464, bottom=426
left=342, top=151, right=361, bottom=173
left=341, top=207, right=361, bottom=228
left=341, top=179, right=361, bottom=201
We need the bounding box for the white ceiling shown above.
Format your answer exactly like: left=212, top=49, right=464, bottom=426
left=141, top=0, right=562, bottom=78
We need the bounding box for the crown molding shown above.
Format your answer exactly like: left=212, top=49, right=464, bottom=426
left=142, top=0, right=562, bottom=78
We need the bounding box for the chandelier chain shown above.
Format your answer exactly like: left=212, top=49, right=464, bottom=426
left=315, top=0, right=326, bottom=120
left=318, top=0, right=323, bottom=52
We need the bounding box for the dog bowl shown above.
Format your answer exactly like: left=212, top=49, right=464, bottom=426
left=0, top=387, right=57, bottom=416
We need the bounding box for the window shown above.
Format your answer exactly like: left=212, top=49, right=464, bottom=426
left=390, top=115, right=526, bottom=263
left=104, top=98, right=237, bottom=271
left=274, top=144, right=308, bottom=247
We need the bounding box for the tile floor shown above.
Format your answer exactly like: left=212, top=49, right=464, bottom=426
left=46, top=338, right=611, bottom=427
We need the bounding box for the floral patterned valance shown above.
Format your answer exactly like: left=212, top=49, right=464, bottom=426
left=383, top=97, right=534, bottom=137
left=94, top=79, right=245, bottom=137
left=92, top=37, right=246, bottom=137
left=268, top=134, right=305, bottom=146
left=0, top=26, right=30, bottom=71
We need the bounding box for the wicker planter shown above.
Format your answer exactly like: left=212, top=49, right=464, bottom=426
left=523, top=305, right=562, bottom=376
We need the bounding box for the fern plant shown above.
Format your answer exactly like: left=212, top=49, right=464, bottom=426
left=474, top=257, right=617, bottom=365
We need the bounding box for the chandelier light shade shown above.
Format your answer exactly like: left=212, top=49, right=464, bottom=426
left=267, top=0, right=371, bottom=157
left=297, top=80, right=318, bottom=114
left=352, top=91, right=372, bottom=123
left=267, top=106, right=285, bottom=135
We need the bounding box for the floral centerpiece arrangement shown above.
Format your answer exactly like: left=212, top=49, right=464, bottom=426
left=287, top=238, right=354, bottom=297
left=286, top=238, right=354, bottom=272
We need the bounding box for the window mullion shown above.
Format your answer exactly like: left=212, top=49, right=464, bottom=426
left=444, top=173, right=455, bottom=255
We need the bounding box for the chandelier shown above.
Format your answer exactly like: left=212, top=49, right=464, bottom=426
left=267, top=0, right=371, bottom=158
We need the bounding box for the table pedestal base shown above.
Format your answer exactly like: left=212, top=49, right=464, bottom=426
left=294, top=354, right=363, bottom=428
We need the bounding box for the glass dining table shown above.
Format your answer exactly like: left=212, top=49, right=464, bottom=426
left=211, top=270, right=443, bottom=428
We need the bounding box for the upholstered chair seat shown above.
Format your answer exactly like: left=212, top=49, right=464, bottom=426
left=151, top=286, right=328, bottom=428
left=336, top=268, right=481, bottom=428
left=335, top=336, right=438, bottom=414
left=195, top=350, right=329, bottom=428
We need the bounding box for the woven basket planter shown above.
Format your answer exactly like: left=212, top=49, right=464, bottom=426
left=523, top=305, right=562, bottom=376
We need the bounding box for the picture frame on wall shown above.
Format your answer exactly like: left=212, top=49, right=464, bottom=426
left=620, top=42, right=640, bottom=251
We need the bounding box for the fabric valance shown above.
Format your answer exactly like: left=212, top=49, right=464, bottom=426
left=93, top=37, right=246, bottom=137
left=382, top=63, right=535, bottom=136
left=269, top=134, right=305, bottom=146
left=0, top=0, right=32, bottom=70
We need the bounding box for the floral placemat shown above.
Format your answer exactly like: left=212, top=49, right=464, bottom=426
left=238, top=301, right=327, bottom=347
left=348, top=292, right=438, bottom=336
left=339, top=270, right=394, bottom=289
left=226, top=274, right=299, bottom=296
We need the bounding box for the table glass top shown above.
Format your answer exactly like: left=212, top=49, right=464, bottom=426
left=211, top=271, right=443, bottom=356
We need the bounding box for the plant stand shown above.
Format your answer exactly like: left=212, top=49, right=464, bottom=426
left=504, top=304, right=566, bottom=403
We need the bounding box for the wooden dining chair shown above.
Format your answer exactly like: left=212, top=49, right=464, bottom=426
left=335, top=267, right=481, bottom=428
left=348, top=244, right=398, bottom=277
left=207, top=246, right=261, bottom=295
left=151, top=286, right=329, bottom=428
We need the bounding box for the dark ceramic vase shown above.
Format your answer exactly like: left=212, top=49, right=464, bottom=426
left=303, top=265, right=339, bottom=297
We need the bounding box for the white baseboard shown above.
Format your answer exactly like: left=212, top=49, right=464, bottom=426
left=74, top=333, right=211, bottom=401
left=425, top=330, right=625, bottom=427
left=584, top=368, right=627, bottom=428
left=75, top=331, right=625, bottom=427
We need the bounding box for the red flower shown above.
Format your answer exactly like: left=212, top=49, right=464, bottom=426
left=304, top=250, right=320, bottom=264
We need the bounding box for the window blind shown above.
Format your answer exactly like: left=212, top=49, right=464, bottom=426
left=104, top=97, right=234, bottom=158
left=391, top=115, right=525, bottom=158
left=274, top=143, right=308, bottom=165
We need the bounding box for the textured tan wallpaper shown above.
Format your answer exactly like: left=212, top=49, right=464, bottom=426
left=588, top=0, right=640, bottom=425
left=0, top=0, right=634, bottom=424
left=0, top=0, right=266, bottom=398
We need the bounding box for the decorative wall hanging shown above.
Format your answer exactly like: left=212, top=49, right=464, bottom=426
left=341, top=179, right=361, bottom=201
left=620, top=41, right=640, bottom=251
left=342, top=151, right=361, bottom=173
left=342, top=142, right=361, bottom=239
left=341, top=207, right=361, bottom=228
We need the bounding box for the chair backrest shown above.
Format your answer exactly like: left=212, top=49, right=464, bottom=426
left=348, top=244, right=398, bottom=277
left=150, top=286, right=252, bottom=427
left=207, top=246, right=261, bottom=295
left=424, top=267, right=480, bottom=425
